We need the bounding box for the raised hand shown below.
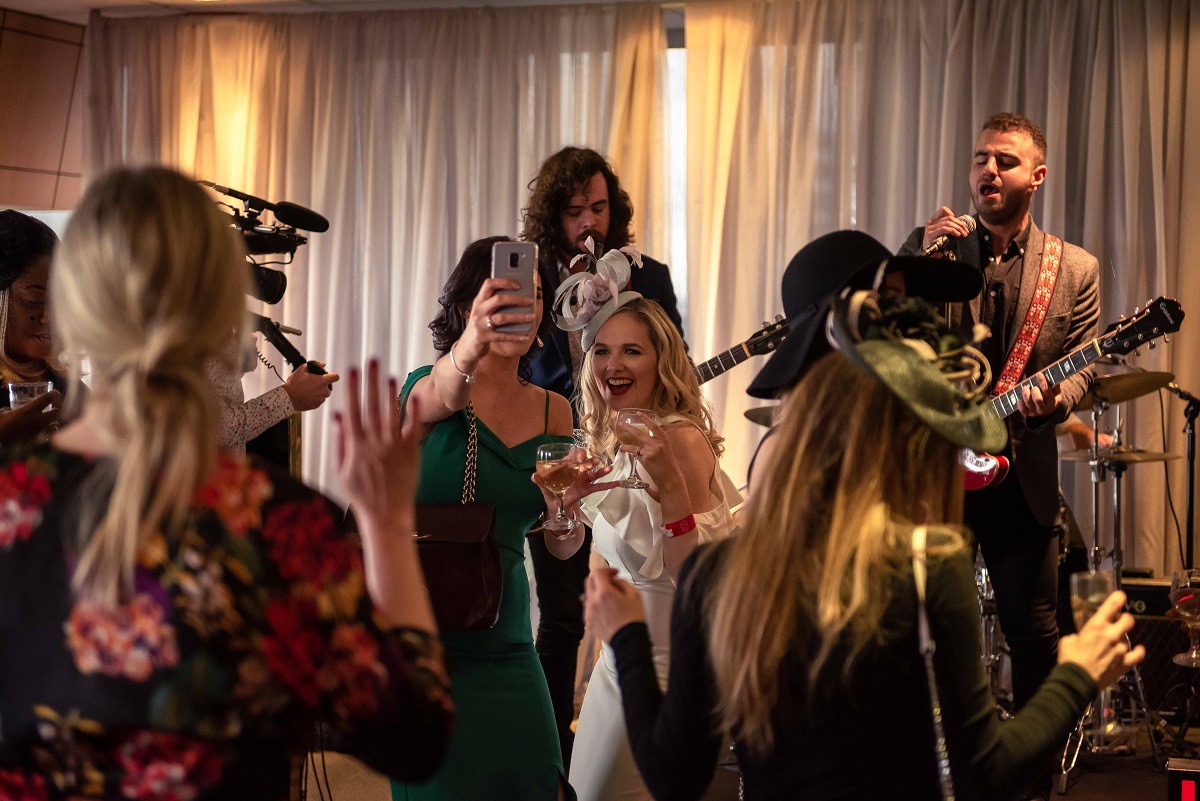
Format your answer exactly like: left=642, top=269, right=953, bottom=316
left=921, top=206, right=973, bottom=252
left=614, top=412, right=686, bottom=499
left=457, top=278, right=536, bottom=365
left=335, top=360, right=419, bottom=530
left=1059, top=591, right=1145, bottom=688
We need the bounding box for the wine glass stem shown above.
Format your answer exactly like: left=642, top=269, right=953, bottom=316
left=630, top=455, right=641, bottom=482
left=1190, top=625, right=1200, bottom=657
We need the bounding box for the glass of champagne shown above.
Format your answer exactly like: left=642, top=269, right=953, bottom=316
left=1069, top=570, right=1115, bottom=633
left=536, top=442, right=580, bottom=534
left=1171, top=569, right=1200, bottom=667
left=1070, top=570, right=1126, bottom=739
left=615, top=408, right=654, bottom=490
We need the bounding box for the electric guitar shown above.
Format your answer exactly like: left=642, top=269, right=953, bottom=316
left=694, top=317, right=789, bottom=385
left=962, top=297, right=1184, bottom=490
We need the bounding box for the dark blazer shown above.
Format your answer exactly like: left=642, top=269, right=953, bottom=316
left=530, top=254, right=684, bottom=403
left=900, top=218, right=1099, bottom=525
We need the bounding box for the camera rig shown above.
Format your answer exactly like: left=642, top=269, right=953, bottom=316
left=200, top=180, right=329, bottom=376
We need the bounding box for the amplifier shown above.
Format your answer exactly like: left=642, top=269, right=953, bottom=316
left=1122, top=578, right=1194, bottom=716
left=1124, top=577, right=1172, bottom=618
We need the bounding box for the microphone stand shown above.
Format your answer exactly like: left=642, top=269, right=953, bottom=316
left=1167, top=382, right=1199, bottom=568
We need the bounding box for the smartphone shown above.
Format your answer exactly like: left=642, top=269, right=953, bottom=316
left=490, top=241, right=539, bottom=334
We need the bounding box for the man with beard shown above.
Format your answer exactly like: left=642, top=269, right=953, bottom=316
left=899, top=114, right=1099, bottom=797
left=521, top=146, right=684, bottom=765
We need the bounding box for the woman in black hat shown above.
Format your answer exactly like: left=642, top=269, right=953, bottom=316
left=583, top=294, right=1143, bottom=800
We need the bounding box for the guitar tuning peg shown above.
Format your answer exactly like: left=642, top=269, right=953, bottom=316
left=1148, top=340, right=1157, bottom=349
left=762, top=321, right=769, bottom=328
left=775, top=314, right=784, bottom=322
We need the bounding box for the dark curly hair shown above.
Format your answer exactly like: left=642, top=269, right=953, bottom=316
left=520, top=147, right=635, bottom=258
left=521, top=147, right=635, bottom=341
left=0, top=209, right=58, bottom=292
left=429, top=236, right=540, bottom=380
left=981, top=113, right=1046, bottom=166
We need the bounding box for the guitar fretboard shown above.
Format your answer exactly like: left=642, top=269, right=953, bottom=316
left=695, top=345, right=751, bottom=385
left=990, top=340, right=1102, bottom=418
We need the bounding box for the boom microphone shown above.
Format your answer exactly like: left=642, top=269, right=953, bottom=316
left=921, top=214, right=977, bottom=255
left=273, top=201, right=329, bottom=233
left=199, top=180, right=329, bottom=232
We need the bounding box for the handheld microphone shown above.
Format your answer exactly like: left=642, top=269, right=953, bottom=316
left=921, top=214, right=977, bottom=256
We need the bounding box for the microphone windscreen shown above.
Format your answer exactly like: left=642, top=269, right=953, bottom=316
left=274, top=201, right=329, bottom=233
left=959, top=213, right=977, bottom=234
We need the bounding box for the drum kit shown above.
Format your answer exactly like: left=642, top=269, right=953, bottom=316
left=1055, top=363, right=1200, bottom=790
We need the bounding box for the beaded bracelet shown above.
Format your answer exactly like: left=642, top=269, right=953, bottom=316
left=662, top=514, right=697, bottom=538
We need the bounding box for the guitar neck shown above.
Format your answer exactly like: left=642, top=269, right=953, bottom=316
left=990, top=340, right=1103, bottom=419
left=695, top=344, right=752, bottom=385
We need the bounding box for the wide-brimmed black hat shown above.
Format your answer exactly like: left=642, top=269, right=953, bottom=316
left=823, top=290, right=1007, bottom=453
left=747, top=230, right=982, bottom=399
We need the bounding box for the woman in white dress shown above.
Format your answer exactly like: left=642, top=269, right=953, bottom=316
left=535, top=262, right=740, bottom=801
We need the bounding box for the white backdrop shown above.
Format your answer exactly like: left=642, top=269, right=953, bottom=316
left=85, top=0, right=1200, bottom=576
left=85, top=4, right=667, bottom=498
left=683, top=0, right=1200, bottom=577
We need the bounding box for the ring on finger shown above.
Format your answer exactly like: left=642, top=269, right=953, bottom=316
left=635, top=446, right=643, bottom=457
left=485, top=316, right=494, bottom=330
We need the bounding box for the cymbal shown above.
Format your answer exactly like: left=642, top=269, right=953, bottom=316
left=1061, top=445, right=1181, bottom=464
left=744, top=406, right=777, bottom=428
left=1075, top=371, right=1174, bottom=410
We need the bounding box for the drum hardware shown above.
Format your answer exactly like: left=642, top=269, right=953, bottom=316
left=1058, top=371, right=1189, bottom=790
left=743, top=405, right=778, bottom=428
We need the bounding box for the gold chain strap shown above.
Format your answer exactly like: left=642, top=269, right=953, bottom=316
left=462, top=402, right=478, bottom=504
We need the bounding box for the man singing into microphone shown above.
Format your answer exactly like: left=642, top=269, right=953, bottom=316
left=900, top=114, right=1099, bottom=796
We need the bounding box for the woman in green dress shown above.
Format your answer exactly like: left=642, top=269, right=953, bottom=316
left=395, top=237, right=601, bottom=800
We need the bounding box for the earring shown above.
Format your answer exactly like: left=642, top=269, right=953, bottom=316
left=536, top=335, right=544, bottom=348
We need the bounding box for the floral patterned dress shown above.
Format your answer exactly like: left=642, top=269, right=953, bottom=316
left=0, top=442, right=453, bottom=801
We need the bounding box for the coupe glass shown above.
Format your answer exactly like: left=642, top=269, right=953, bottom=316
left=1171, top=569, right=1200, bottom=667
left=614, top=408, right=654, bottom=490
left=536, top=442, right=579, bottom=533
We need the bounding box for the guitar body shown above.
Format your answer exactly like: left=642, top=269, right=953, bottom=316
left=958, top=296, right=1183, bottom=492
left=961, top=449, right=1010, bottom=491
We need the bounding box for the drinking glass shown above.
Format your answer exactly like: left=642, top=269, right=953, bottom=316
left=614, top=408, right=654, bottom=490
left=1171, top=569, right=1200, bottom=667
left=8, top=381, right=53, bottom=409
left=1070, top=570, right=1129, bottom=740
left=536, top=442, right=580, bottom=534
left=1069, top=570, right=1115, bottom=633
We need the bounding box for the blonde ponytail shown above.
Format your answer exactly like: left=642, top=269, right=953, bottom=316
left=52, top=167, right=249, bottom=606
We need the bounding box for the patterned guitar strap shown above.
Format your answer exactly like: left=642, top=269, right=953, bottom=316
left=992, top=234, right=1063, bottom=395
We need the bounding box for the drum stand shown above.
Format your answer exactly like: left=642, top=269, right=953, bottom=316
left=1059, top=403, right=1189, bottom=792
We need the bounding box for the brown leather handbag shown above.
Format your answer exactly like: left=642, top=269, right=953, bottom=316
left=414, top=403, right=502, bottom=632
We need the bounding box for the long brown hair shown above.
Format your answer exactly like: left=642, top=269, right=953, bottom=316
left=53, top=167, right=249, bottom=606
left=701, top=351, right=965, bottom=757
left=578, top=298, right=721, bottom=460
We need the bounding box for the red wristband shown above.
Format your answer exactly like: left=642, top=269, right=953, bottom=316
left=663, top=514, right=697, bottom=538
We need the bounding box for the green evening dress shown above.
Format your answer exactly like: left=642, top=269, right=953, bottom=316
left=393, top=366, right=572, bottom=801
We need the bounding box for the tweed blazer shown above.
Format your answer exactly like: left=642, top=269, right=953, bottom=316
left=900, top=218, right=1100, bottom=525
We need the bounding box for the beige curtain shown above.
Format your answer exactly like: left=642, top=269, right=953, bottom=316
left=85, top=5, right=667, bottom=496
left=685, top=0, right=1200, bottom=576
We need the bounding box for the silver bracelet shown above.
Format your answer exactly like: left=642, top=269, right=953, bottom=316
left=449, top=343, right=476, bottom=384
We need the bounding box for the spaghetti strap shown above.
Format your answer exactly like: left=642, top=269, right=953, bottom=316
left=543, top=388, right=550, bottom=434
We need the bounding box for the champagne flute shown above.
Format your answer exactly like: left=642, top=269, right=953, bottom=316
left=1070, top=570, right=1127, bottom=740
left=615, top=408, right=654, bottom=490
left=536, top=442, right=580, bottom=534
left=1171, top=569, right=1200, bottom=667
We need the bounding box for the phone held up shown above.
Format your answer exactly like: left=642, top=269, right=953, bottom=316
left=490, top=241, right=539, bottom=335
